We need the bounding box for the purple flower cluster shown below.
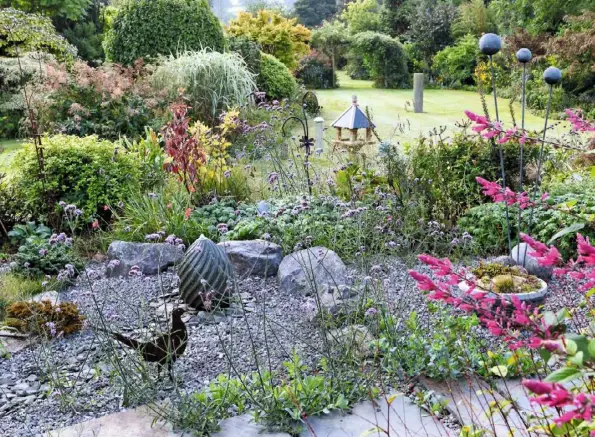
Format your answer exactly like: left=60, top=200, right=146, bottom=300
left=49, top=233, right=73, bottom=246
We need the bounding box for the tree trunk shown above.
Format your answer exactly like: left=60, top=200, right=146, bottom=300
left=331, top=49, right=336, bottom=88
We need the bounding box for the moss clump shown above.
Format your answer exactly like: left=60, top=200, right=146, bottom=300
left=473, top=262, right=541, bottom=294
left=6, top=300, right=84, bottom=336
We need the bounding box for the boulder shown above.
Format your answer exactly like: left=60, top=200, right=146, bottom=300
left=511, top=243, right=553, bottom=280
left=106, top=241, right=184, bottom=277
left=278, top=247, right=348, bottom=305
left=218, top=240, right=282, bottom=277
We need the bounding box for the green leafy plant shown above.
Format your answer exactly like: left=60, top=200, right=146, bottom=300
left=294, top=50, right=338, bottom=90
left=7, top=222, right=52, bottom=246
left=257, top=53, right=298, bottom=100
left=0, top=274, right=43, bottom=321
left=11, top=134, right=142, bottom=226
left=12, top=237, right=84, bottom=279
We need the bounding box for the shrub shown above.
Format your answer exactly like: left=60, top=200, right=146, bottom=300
left=103, top=0, right=224, bottom=65
left=6, top=300, right=84, bottom=336
left=349, top=32, right=409, bottom=88
left=151, top=50, right=256, bottom=124
left=11, top=135, right=142, bottom=226
left=459, top=191, right=595, bottom=258
left=294, top=50, right=337, bottom=90
left=39, top=61, right=168, bottom=140
left=0, top=173, right=30, bottom=246
left=226, top=10, right=311, bottom=70
left=406, top=133, right=541, bottom=224
left=433, top=34, right=480, bottom=87
left=257, top=53, right=298, bottom=100
left=226, top=36, right=262, bottom=76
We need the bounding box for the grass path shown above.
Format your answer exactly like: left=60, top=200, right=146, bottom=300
left=316, top=71, right=554, bottom=144
left=0, top=139, right=24, bottom=175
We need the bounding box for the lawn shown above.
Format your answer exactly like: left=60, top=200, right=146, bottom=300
left=316, top=71, right=555, bottom=145
left=0, top=138, right=24, bottom=175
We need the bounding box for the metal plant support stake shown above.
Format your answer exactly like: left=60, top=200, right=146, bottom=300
left=526, top=67, right=562, bottom=237
left=516, top=48, right=532, bottom=263
left=480, top=33, right=512, bottom=253
left=281, top=92, right=321, bottom=196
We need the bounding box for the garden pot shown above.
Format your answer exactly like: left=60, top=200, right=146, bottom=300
left=458, top=277, right=548, bottom=304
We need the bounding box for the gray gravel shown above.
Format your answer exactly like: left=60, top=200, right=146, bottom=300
left=0, top=256, right=585, bottom=437
left=0, top=263, right=323, bottom=437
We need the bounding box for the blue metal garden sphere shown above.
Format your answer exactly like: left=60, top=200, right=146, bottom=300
left=543, top=67, right=562, bottom=85
left=479, top=33, right=501, bottom=56
left=516, top=48, right=532, bottom=64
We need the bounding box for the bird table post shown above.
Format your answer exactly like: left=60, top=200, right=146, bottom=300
left=413, top=73, right=424, bottom=113
left=314, top=116, right=324, bottom=152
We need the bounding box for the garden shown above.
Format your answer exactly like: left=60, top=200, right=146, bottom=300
left=1, top=0, right=595, bottom=436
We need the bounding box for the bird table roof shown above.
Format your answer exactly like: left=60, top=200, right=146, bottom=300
left=331, top=95, right=375, bottom=129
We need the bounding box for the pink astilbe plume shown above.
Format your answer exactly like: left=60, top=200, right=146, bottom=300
left=520, top=233, right=562, bottom=266
left=476, top=177, right=534, bottom=209
left=565, top=109, right=595, bottom=133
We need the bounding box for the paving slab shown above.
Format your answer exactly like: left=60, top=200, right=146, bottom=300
left=299, top=393, right=450, bottom=437
left=44, top=406, right=187, bottom=437
left=212, top=414, right=291, bottom=437
left=423, top=378, right=528, bottom=437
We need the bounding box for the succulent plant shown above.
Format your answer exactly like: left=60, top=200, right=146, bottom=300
left=178, top=235, right=234, bottom=310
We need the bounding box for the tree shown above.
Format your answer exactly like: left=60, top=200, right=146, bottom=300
left=0, top=0, right=91, bottom=20
left=406, top=0, right=457, bottom=69
left=311, top=20, right=348, bottom=88
left=490, top=0, right=592, bottom=35
left=294, top=0, right=336, bottom=28
left=227, top=10, right=311, bottom=70
left=104, top=0, right=225, bottom=65
left=349, top=31, right=409, bottom=88
left=451, top=0, right=498, bottom=39
left=432, top=34, right=479, bottom=86
left=340, top=0, right=382, bottom=34
left=380, top=0, right=413, bottom=36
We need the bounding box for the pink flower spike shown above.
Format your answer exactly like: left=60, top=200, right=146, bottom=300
left=523, top=379, right=555, bottom=395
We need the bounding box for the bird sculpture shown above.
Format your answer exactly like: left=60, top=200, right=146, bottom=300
left=112, top=307, right=188, bottom=380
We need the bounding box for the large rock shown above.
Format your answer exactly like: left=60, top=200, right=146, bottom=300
left=106, top=241, right=184, bottom=277
left=511, top=243, right=553, bottom=280
left=278, top=247, right=348, bottom=307
left=218, top=240, right=282, bottom=277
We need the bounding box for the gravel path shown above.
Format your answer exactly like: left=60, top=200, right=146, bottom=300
left=0, top=263, right=323, bottom=437
left=0, top=256, right=586, bottom=437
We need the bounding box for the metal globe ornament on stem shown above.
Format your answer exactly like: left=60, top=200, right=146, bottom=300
left=515, top=47, right=532, bottom=263
left=479, top=33, right=512, bottom=253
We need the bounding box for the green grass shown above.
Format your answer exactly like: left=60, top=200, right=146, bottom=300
left=316, top=71, right=557, bottom=147
left=0, top=139, right=24, bottom=175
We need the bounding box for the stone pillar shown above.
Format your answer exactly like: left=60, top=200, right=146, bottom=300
left=413, top=73, right=424, bottom=113
left=314, top=117, right=324, bottom=151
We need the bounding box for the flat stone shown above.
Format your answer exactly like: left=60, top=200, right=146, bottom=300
left=212, top=414, right=290, bottom=437
left=423, top=378, right=528, bottom=437
left=106, top=241, right=184, bottom=277
left=300, top=393, right=445, bottom=437
left=44, top=406, right=188, bottom=437
left=0, top=333, right=30, bottom=355
left=218, top=240, right=283, bottom=277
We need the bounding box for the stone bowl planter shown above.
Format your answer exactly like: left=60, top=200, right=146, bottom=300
left=458, top=277, right=548, bottom=303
